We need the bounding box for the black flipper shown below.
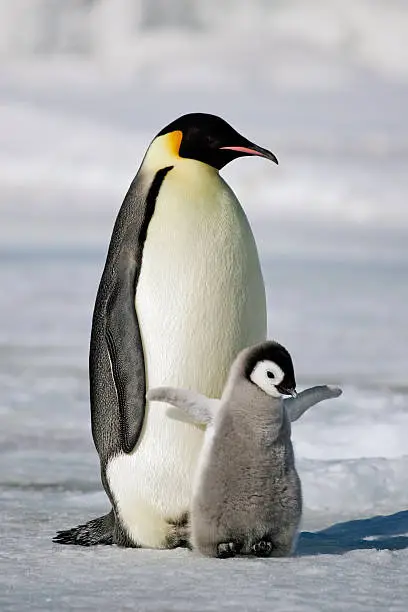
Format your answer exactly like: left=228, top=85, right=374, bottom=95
left=54, top=168, right=174, bottom=547
left=89, top=166, right=173, bottom=458
left=53, top=511, right=114, bottom=546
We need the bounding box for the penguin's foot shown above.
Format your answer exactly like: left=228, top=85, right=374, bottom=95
left=252, top=539, right=273, bottom=557
left=166, top=513, right=191, bottom=549
left=217, top=542, right=236, bottom=558
left=53, top=511, right=114, bottom=546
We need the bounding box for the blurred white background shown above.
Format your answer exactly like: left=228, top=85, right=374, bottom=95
left=0, top=0, right=407, bottom=257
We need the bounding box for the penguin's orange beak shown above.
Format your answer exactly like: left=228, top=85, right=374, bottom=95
left=220, top=144, right=278, bottom=164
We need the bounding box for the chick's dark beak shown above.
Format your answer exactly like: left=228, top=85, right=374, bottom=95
left=220, top=143, right=278, bottom=164
left=277, top=386, right=297, bottom=398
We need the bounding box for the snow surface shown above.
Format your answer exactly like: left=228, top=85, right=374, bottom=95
left=1, top=2, right=408, bottom=610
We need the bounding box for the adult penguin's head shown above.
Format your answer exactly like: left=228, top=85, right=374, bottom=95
left=155, top=113, right=278, bottom=170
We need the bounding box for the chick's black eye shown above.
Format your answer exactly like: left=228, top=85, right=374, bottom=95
left=266, top=371, right=274, bottom=379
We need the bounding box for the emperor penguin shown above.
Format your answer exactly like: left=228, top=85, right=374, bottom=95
left=148, top=348, right=342, bottom=557
left=53, top=113, right=333, bottom=549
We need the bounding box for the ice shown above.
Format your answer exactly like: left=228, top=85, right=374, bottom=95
left=1, top=254, right=408, bottom=610
left=1, top=1, right=408, bottom=610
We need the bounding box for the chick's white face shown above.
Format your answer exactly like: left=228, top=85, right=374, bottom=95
left=249, top=360, right=285, bottom=398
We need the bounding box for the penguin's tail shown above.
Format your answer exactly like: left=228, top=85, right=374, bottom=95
left=53, top=510, right=114, bottom=546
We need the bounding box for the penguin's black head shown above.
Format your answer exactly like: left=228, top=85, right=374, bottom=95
left=243, top=341, right=297, bottom=398
left=156, top=113, right=278, bottom=170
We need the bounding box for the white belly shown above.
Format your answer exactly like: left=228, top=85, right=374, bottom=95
left=107, top=161, right=266, bottom=547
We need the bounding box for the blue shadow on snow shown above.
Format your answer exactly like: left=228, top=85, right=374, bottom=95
left=296, top=510, right=408, bottom=556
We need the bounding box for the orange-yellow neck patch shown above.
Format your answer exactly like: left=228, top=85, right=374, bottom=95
left=143, top=129, right=186, bottom=173
left=164, top=130, right=183, bottom=158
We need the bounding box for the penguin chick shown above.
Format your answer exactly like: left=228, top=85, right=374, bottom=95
left=147, top=341, right=342, bottom=558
